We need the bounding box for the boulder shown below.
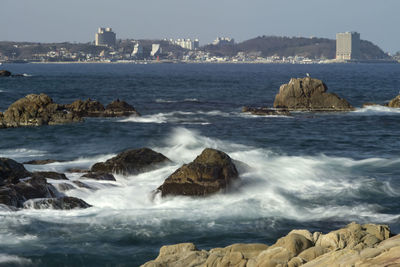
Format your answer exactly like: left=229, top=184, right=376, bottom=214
left=387, top=95, right=400, bottom=108
left=0, top=70, right=11, bottom=77
left=91, top=148, right=170, bottom=176
left=0, top=93, right=82, bottom=128
left=157, top=148, right=239, bottom=197
left=104, top=99, right=141, bottom=117
left=73, top=180, right=96, bottom=190
left=23, top=196, right=91, bottom=210
left=80, top=172, right=116, bottom=181
left=0, top=158, right=31, bottom=185
left=242, top=106, right=291, bottom=116
left=273, top=77, right=354, bottom=111
left=31, top=171, right=68, bottom=180
left=65, top=99, right=105, bottom=117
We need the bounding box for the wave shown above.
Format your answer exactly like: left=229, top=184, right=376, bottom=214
left=0, top=254, right=32, bottom=265
left=22, top=73, right=33, bottom=77
left=155, top=98, right=199, bottom=103
left=119, top=110, right=233, bottom=124
left=0, top=148, right=47, bottom=161
left=354, top=105, right=400, bottom=114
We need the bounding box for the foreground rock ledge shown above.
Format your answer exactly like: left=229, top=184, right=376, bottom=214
left=141, top=222, right=399, bottom=267
left=273, top=77, right=354, bottom=111
left=157, top=148, right=239, bottom=197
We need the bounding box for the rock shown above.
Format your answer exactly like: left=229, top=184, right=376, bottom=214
left=157, top=148, right=239, bottom=197
left=0, top=70, right=11, bottom=77
left=242, top=106, right=291, bottom=116
left=91, top=148, right=170, bottom=175
left=273, top=77, right=354, bottom=111
left=23, top=159, right=64, bottom=165
left=362, top=102, right=381, bottom=108
left=31, top=171, right=68, bottom=180
left=12, top=177, right=58, bottom=202
left=142, top=222, right=397, bottom=267
left=55, top=183, right=76, bottom=192
left=23, top=196, right=91, bottom=210
left=0, top=187, right=20, bottom=207
left=65, top=99, right=105, bottom=117
left=66, top=168, right=90, bottom=173
left=387, top=95, right=400, bottom=108
left=80, top=172, right=116, bottom=181
left=104, top=99, right=141, bottom=117
left=72, top=180, right=96, bottom=190
left=0, top=158, right=31, bottom=185
left=0, top=93, right=82, bottom=128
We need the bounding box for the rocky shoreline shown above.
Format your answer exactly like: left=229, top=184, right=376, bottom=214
left=142, top=222, right=400, bottom=267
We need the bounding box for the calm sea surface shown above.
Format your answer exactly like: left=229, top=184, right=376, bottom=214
left=0, top=63, right=400, bottom=266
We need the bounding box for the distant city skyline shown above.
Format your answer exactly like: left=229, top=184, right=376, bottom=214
left=1, top=0, right=399, bottom=53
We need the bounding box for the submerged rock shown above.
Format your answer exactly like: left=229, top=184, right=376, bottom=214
left=23, top=196, right=91, bottom=210
left=91, top=148, right=170, bottom=175
left=142, top=222, right=397, bottom=267
left=157, top=148, right=239, bottom=197
left=242, top=106, right=291, bottom=116
left=0, top=70, right=11, bottom=77
left=80, top=172, right=116, bottom=181
left=273, top=77, right=354, bottom=111
left=0, top=93, right=82, bottom=128
left=387, top=95, right=400, bottom=108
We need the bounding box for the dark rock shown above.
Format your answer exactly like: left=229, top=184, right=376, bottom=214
left=158, top=148, right=239, bottom=197
left=387, top=95, right=400, bottom=108
left=23, top=159, right=64, bottom=165
left=0, top=187, right=19, bottom=207
left=103, top=99, right=141, bottom=117
left=23, top=196, right=91, bottom=210
left=0, top=158, right=31, bottom=185
left=66, top=168, right=90, bottom=173
left=73, top=180, right=95, bottom=190
left=81, top=172, right=116, bottom=181
left=242, top=106, right=291, bottom=116
left=56, top=183, right=76, bottom=192
left=31, top=171, right=68, bottom=180
left=273, top=77, right=354, bottom=111
left=0, top=93, right=82, bottom=128
left=91, top=148, right=170, bottom=175
left=0, top=70, right=11, bottom=77
left=12, top=177, right=58, bottom=202
left=65, top=99, right=105, bottom=117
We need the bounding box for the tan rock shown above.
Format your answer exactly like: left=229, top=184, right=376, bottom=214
left=387, top=95, right=400, bottom=108
left=297, top=246, right=330, bottom=262
left=271, top=233, right=313, bottom=256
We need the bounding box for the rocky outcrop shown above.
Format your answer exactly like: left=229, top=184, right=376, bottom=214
left=81, top=172, right=116, bottom=181
left=0, top=70, right=12, bottom=77
left=103, top=99, right=141, bottom=117
left=387, top=95, right=400, bottom=108
left=157, top=148, right=239, bottom=197
left=0, top=157, right=90, bottom=210
left=23, top=196, right=91, bottom=210
left=242, top=106, right=291, bottom=116
left=273, top=77, right=354, bottom=111
left=0, top=93, right=82, bottom=128
left=0, top=94, right=140, bottom=129
left=142, top=222, right=398, bottom=267
left=91, top=148, right=170, bottom=176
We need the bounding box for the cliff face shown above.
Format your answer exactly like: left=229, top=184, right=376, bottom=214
left=141, top=222, right=400, bottom=267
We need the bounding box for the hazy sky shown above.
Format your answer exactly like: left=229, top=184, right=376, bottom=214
left=1, top=0, right=399, bottom=53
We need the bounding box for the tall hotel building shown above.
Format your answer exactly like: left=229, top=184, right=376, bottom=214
left=95, top=28, right=116, bottom=47
left=336, top=32, right=361, bottom=60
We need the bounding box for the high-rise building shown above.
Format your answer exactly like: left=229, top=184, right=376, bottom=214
left=95, top=28, right=116, bottom=47
left=336, top=32, right=361, bottom=60
left=151, top=44, right=161, bottom=57
left=212, top=37, right=234, bottom=46
left=131, top=43, right=143, bottom=57
left=170, top=39, right=200, bottom=50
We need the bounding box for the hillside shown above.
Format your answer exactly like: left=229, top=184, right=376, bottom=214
left=203, top=36, right=390, bottom=60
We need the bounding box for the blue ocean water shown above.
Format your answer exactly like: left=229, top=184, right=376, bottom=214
left=0, top=63, right=399, bottom=266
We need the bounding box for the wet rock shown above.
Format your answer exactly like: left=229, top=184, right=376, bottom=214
left=66, top=168, right=90, bottom=173
left=273, top=77, right=354, bottom=111
left=55, top=183, right=76, bottom=192
left=65, top=99, right=105, bottom=117
left=23, top=159, right=64, bottom=165
left=12, top=177, right=58, bottom=202
left=91, top=148, right=170, bottom=176
left=0, top=158, right=31, bottom=185
left=80, top=172, right=116, bottom=181
left=242, top=106, right=291, bottom=116
left=362, top=102, right=381, bottom=108
left=73, top=180, right=96, bottom=190
left=31, top=171, right=68, bottom=180
left=23, top=196, right=91, bottom=210
left=387, top=95, right=400, bottom=108
left=104, top=99, right=141, bottom=117
left=0, top=70, right=11, bottom=77
left=0, top=187, right=20, bottom=207
left=158, top=148, right=239, bottom=197
left=0, top=93, right=82, bottom=128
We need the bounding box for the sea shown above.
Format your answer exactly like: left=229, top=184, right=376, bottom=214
left=0, top=63, right=399, bottom=266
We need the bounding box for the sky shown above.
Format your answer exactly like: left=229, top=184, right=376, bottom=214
left=1, top=0, right=399, bottom=53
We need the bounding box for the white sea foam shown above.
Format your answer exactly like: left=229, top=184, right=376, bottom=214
left=155, top=98, right=199, bottom=103
left=0, top=148, right=47, bottom=161
left=0, top=254, right=32, bottom=265
left=354, top=105, right=400, bottom=114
